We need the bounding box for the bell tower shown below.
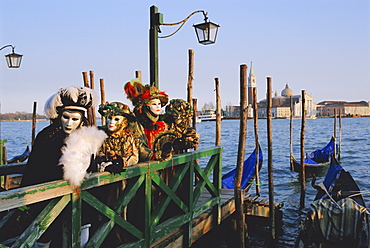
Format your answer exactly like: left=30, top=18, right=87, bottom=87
left=247, top=62, right=256, bottom=106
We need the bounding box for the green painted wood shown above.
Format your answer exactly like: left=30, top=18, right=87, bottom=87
left=144, top=166, right=152, bottom=248
left=0, top=147, right=223, bottom=248
left=151, top=163, right=189, bottom=226
left=71, top=192, right=82, bottom=248
left=150, top=212, right=193, bottom=244
left=12, top=195, right=70, bottom=247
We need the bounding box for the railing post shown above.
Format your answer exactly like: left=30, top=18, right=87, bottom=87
left=70, top=190, right=82, bottom=248
left=184, top=153, right=195, bottom=247
left=145, top=163, right=153, bottom=247
left=214, top=147, right=222, bottom=225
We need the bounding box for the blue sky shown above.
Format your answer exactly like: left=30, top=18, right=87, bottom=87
left=1, top=1, right=369, bottom=114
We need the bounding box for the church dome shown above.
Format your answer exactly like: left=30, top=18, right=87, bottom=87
left=281, top=84, right=293, bottom=97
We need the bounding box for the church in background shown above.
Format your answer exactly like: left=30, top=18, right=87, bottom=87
left=224, top=63, right=370, bottom=118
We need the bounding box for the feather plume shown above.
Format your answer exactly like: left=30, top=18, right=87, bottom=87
left=44, top=90, right=63, bottom=119
left=60, top=126, right=107, bottom=187
left=44, top=86, right=98, bottom=119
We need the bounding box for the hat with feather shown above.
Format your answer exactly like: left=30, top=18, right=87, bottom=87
left=44, top=86, right=97, bottom=119
left=98, top=101, right=136, bottom=122
left=124, top=78, right=168, bottom=107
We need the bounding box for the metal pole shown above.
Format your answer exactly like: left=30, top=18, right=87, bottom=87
left=150, top=5, right=160, bottom=88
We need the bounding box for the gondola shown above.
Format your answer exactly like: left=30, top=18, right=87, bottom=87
left=294, top=157, right=370, bottom=247
left=222, top=144, right=263, bottom=190
left=291, top=136, right=338, bottom=173
left=6, top=144, right=30, bottom=164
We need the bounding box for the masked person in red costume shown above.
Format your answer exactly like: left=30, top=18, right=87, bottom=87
left=124, top=79, right=169, bottom=160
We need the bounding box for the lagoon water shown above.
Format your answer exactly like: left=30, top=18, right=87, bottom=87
left=1, top=118, right=369, bottom=247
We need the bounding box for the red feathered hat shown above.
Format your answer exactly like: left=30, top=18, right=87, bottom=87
left=124, top=79, right=168, bottom=107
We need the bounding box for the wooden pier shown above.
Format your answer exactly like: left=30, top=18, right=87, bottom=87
left=0, top=146, right=281, bottom=247
left=152, top=189, right=282, bottom=248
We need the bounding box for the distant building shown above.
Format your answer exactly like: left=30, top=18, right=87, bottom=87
left=257, top=84, right=316, bottom=118
left=247, top=62, right=256, bottom=107
left=225, top=105, right=240, bottom=117
left=225, top=84, right=317, bottom=118
left=316, top=101, right=370, bottom=117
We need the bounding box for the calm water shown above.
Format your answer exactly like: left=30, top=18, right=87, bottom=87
left=1, top=118, right=369, bottom=247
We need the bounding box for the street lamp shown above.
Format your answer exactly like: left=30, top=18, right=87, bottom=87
left=149, top=5, right=219, bottom=88
left=0, top=45, right=23, bottom=68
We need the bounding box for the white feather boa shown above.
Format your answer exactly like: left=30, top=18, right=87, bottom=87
left=60, top=126, right=107, bottom=187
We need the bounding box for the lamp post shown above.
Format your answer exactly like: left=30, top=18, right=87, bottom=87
left=149, top=5, right=219, bottom=88
left=0, top=45, right=23, bottom=68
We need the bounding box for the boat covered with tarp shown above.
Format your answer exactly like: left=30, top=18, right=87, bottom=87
left=294, top=157, right=370, bottom=247
left=291, top=136, right=338, bottom=173
left=6, top=144, right=30, bottom=164
left=222, top=144, right=263, bottom=190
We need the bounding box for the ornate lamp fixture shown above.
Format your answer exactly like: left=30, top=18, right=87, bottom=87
left=0, top=45, right=23, bottom=68
left=193, top=14, right=220, bottom=45
left=149, top=6, right=220, bottom=88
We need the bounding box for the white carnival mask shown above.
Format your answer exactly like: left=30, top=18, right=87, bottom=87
left=60, top=111, right=83, bottom=134
left=107, top=115, right=128, bottom=132
left=147, top=99, right=162, bottom=116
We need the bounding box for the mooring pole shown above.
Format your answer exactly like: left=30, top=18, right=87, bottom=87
left=100, top=78, right=106, bottom=126
left=82, top=72, right=93, bottom=125
left=192, top=98, right=198, bottom=130
left=235, top=64, right=248, bottom=247
left=339, top=109, right=342, bottom=160
left=215, top=78, right=221, bottom=146
left=89, top=70, right=96, bottom=126
left=334, top=108, right=337, bottom=157
left=300, top=90, right=306, bottom=209
left=289, top=96, right=293, bottom=170
left=187, top=49, right=194, bottom=107
left=252, top=87, right=260, bottom=196
left=135, top=70, right=142, bottom=82
left=266, top=77, right=276, bottom=240
left=31, top=102, right=37, bottom=146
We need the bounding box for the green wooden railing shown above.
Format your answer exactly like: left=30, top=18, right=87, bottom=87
left=0, top=146, right=222, bottom=248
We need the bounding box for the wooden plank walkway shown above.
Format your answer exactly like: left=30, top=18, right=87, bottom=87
left=152, top=189, right=282, bottom=248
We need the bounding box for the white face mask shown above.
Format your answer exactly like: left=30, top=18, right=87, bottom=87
left=60, top=111, right=83, bottom=134
left=147, top=99, right=162, bottom=116
left=107, top=115, right=127, bottom=132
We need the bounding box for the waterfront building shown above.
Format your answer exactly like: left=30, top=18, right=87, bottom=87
left=316, top=101, right=370, bottom=117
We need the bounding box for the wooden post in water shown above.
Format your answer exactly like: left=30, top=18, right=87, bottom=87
left=215, top=78, right=221, bottom=146
left=339, top=109, right=342, bottom=160
left=82, top=72, right=93, bottom=125
left=300, top=90, right=306, bottom=209
left=334, top=109, right=337, bottom=157
left=187, top=50, right=195, bottom=128
left=135, top=70, right=142, bottom=82
left=32, top=102, right=37, bottom=146
left=192, top=98, right=197, bottom=130
left=266, top=77, right=276, bottom=239
left=187, top=49, right=194, bottom=107
left=100, top=78, right=106, bottom=126
left=235, top=64, right=248, bottom=247
left=289, top=96, right=293, bottom=170
left=252, top=87, right=260, bottom=196
left=89, top=71, right=96, bottom=126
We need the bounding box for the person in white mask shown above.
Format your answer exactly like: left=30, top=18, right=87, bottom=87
left=20, top=86, right=97, bottom=248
